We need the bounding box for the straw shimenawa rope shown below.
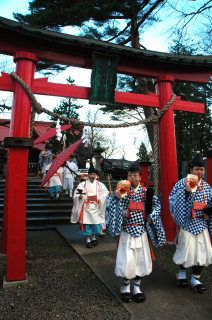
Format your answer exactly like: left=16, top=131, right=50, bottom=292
left=11, top=71, right=176, bottom=196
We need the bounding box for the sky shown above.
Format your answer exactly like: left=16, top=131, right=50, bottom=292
left=0, top=0, right=180, bottom=161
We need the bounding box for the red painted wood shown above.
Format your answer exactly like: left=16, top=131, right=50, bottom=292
left=118, top=63, right=211, bottom=84
left=0, top=72, right=14, bottom=91
left=207, top=158, right=212, bottom=188
left=33, top=80, right=160, bottom=107
left=33, top=80, right=91, bottom=100
left=155, top=75, right=178, bottom=242
left=0, top=159, right=9, bottom=255
left=0, top=73, right=205, bottom=113
left=172, top=100, right=204, bottom=113
left=0, top=41, right=211, bottom=83
left=140, top=166, right=149, bottom=183
left=114, top=91, right=158, bottom=107
left=4, top=52, right=38, bottom=281
left=6, top=148, right=29, bottom=280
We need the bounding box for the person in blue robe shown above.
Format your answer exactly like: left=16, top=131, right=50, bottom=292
left=39, top=144, right=53, bottom=175
left=169, top=154, right=212, bottom=292
left=107, top=162, right=166, bottom=303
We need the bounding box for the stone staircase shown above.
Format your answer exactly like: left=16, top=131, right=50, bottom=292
left=0, top=179, right=118, bottom=228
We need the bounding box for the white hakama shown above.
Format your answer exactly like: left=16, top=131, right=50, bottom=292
left=173, top=228, right=212, bottom=268
left=115, top=231, right=152, bottom=279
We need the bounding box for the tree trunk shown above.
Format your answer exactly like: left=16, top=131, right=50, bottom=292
left=131, top=18, right=155, bottom=151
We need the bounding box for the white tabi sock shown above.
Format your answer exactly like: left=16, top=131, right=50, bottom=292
left=133, top=278, right=142, bottom=295
left=86, top=236, right=91, bottom=244
left=191, top=275, right=201, bottom=286
left=69, top=190, right=72, bottom=197
left=178, top=269, right=186, bottom=279
left=91, top=235, right=96, bottom=241
left=56, top=193, right=59, bottom=198
left=122, top=279, right=130, bottom=293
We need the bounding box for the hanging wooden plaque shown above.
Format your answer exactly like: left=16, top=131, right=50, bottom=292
left=89, top=52, right=119, bottom=105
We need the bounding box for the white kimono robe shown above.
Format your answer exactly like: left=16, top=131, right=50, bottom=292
left=71, top=179, right=109, bottom=225
left=45, top=163, right=63, bottom=187
left=63, top=161, right=78, bottom=191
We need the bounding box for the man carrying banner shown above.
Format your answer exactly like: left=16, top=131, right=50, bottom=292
left=63, top=154, right=78, bottom=197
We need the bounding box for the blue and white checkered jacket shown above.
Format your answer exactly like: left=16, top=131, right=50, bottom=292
left=106, top=185, right=166, bottom=247
left=169, top=178, right=212, bottom=236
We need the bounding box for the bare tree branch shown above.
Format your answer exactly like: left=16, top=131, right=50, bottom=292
left=118, top=36, right=131, bottom=45
left=106, top=21, right=131, bottom=42
left=136, top=0, right=166, bottom=31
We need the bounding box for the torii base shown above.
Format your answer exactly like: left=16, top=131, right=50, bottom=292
left=3, top=274, right=28, bottom=289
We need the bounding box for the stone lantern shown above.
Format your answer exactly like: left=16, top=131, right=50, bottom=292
left=93, top=142, right=105, bottom=173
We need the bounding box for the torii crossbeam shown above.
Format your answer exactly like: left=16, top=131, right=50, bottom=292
left=0, top=16, right=211, bottom=284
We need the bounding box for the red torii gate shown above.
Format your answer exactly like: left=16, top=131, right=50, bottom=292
left=0, top=16, right=211, bottom=283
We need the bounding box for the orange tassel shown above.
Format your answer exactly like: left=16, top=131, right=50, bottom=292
left=148, top=235, right=155, bottom=261
left=191, top=208, right=195, bottom=219
left=60, top=187, right=63, bottom=190
left=79, top=224, right=84, bottom=231
left=45, top=187, right=47, bottom=191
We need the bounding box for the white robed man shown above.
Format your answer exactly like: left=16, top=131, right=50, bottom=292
left=169, top=154, right=212, bottom=292
left=63, top=154, right=78, bottom=197
left=106, top=163, right=166, bottom=303
left=44, top=160, right=63, bottom=200
left=39, top=144, right=53, bottom=175
left=71, top=165, right=112, bottom=248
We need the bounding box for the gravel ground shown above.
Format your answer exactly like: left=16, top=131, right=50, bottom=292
left=1, top=230, right=212, bottom=320
left=0, top=230, right=131, bottom=320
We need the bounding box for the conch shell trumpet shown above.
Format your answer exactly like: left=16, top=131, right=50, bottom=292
left=186, top=174, right=199, bottom=192
left=43, top=151, right=48, bottom=158
left=116, top=180, right=131, bottom=198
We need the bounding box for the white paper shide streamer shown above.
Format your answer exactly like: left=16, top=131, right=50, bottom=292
left=112, top=130, right=117, bottom=145
left=56, top=119, right=62, bottom=141
left=82, top=127, right=89, bottom=147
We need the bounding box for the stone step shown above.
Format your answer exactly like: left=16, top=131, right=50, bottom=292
left=13, top=197, right=71, bottom=202
left=0, top=216, right=72, bottom=228
left=0, top=178, right=118, bottom=227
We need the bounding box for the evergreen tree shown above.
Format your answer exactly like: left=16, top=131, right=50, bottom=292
left=169, top=41, right=212, bottom=174
left=14, top=0, right=166, bottom=149
left=136, top=142, right=152, bottom=162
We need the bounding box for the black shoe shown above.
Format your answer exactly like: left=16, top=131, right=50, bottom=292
left=121, top=292, right=132, bottom=303
left=49, top=195, right=54, bottom=199
left=91, top=239, right=98, bottom=246
left=133, top=292, right=145, bottom=303
left=86, top=242, right=93, bottom=248
left=177, top=276, right=188, bottom=288
left=56, top=196, right=60, bottom=200
left=192, top=283, right=207, bottom=293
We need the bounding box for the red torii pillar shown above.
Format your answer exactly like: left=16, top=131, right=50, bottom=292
left=1, top=52, right=38, bottom=281
left=155, top=76, right=178, bottom=241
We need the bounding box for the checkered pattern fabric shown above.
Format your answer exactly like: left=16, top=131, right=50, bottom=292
left=146, top=209, right=166, bottom=247
left=169, top=178, right=212, bottom=236
left=107, top=185, right=166, bottom=247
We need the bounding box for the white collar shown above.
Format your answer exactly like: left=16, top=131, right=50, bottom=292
left=132, top=184, right=140, bottom=192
